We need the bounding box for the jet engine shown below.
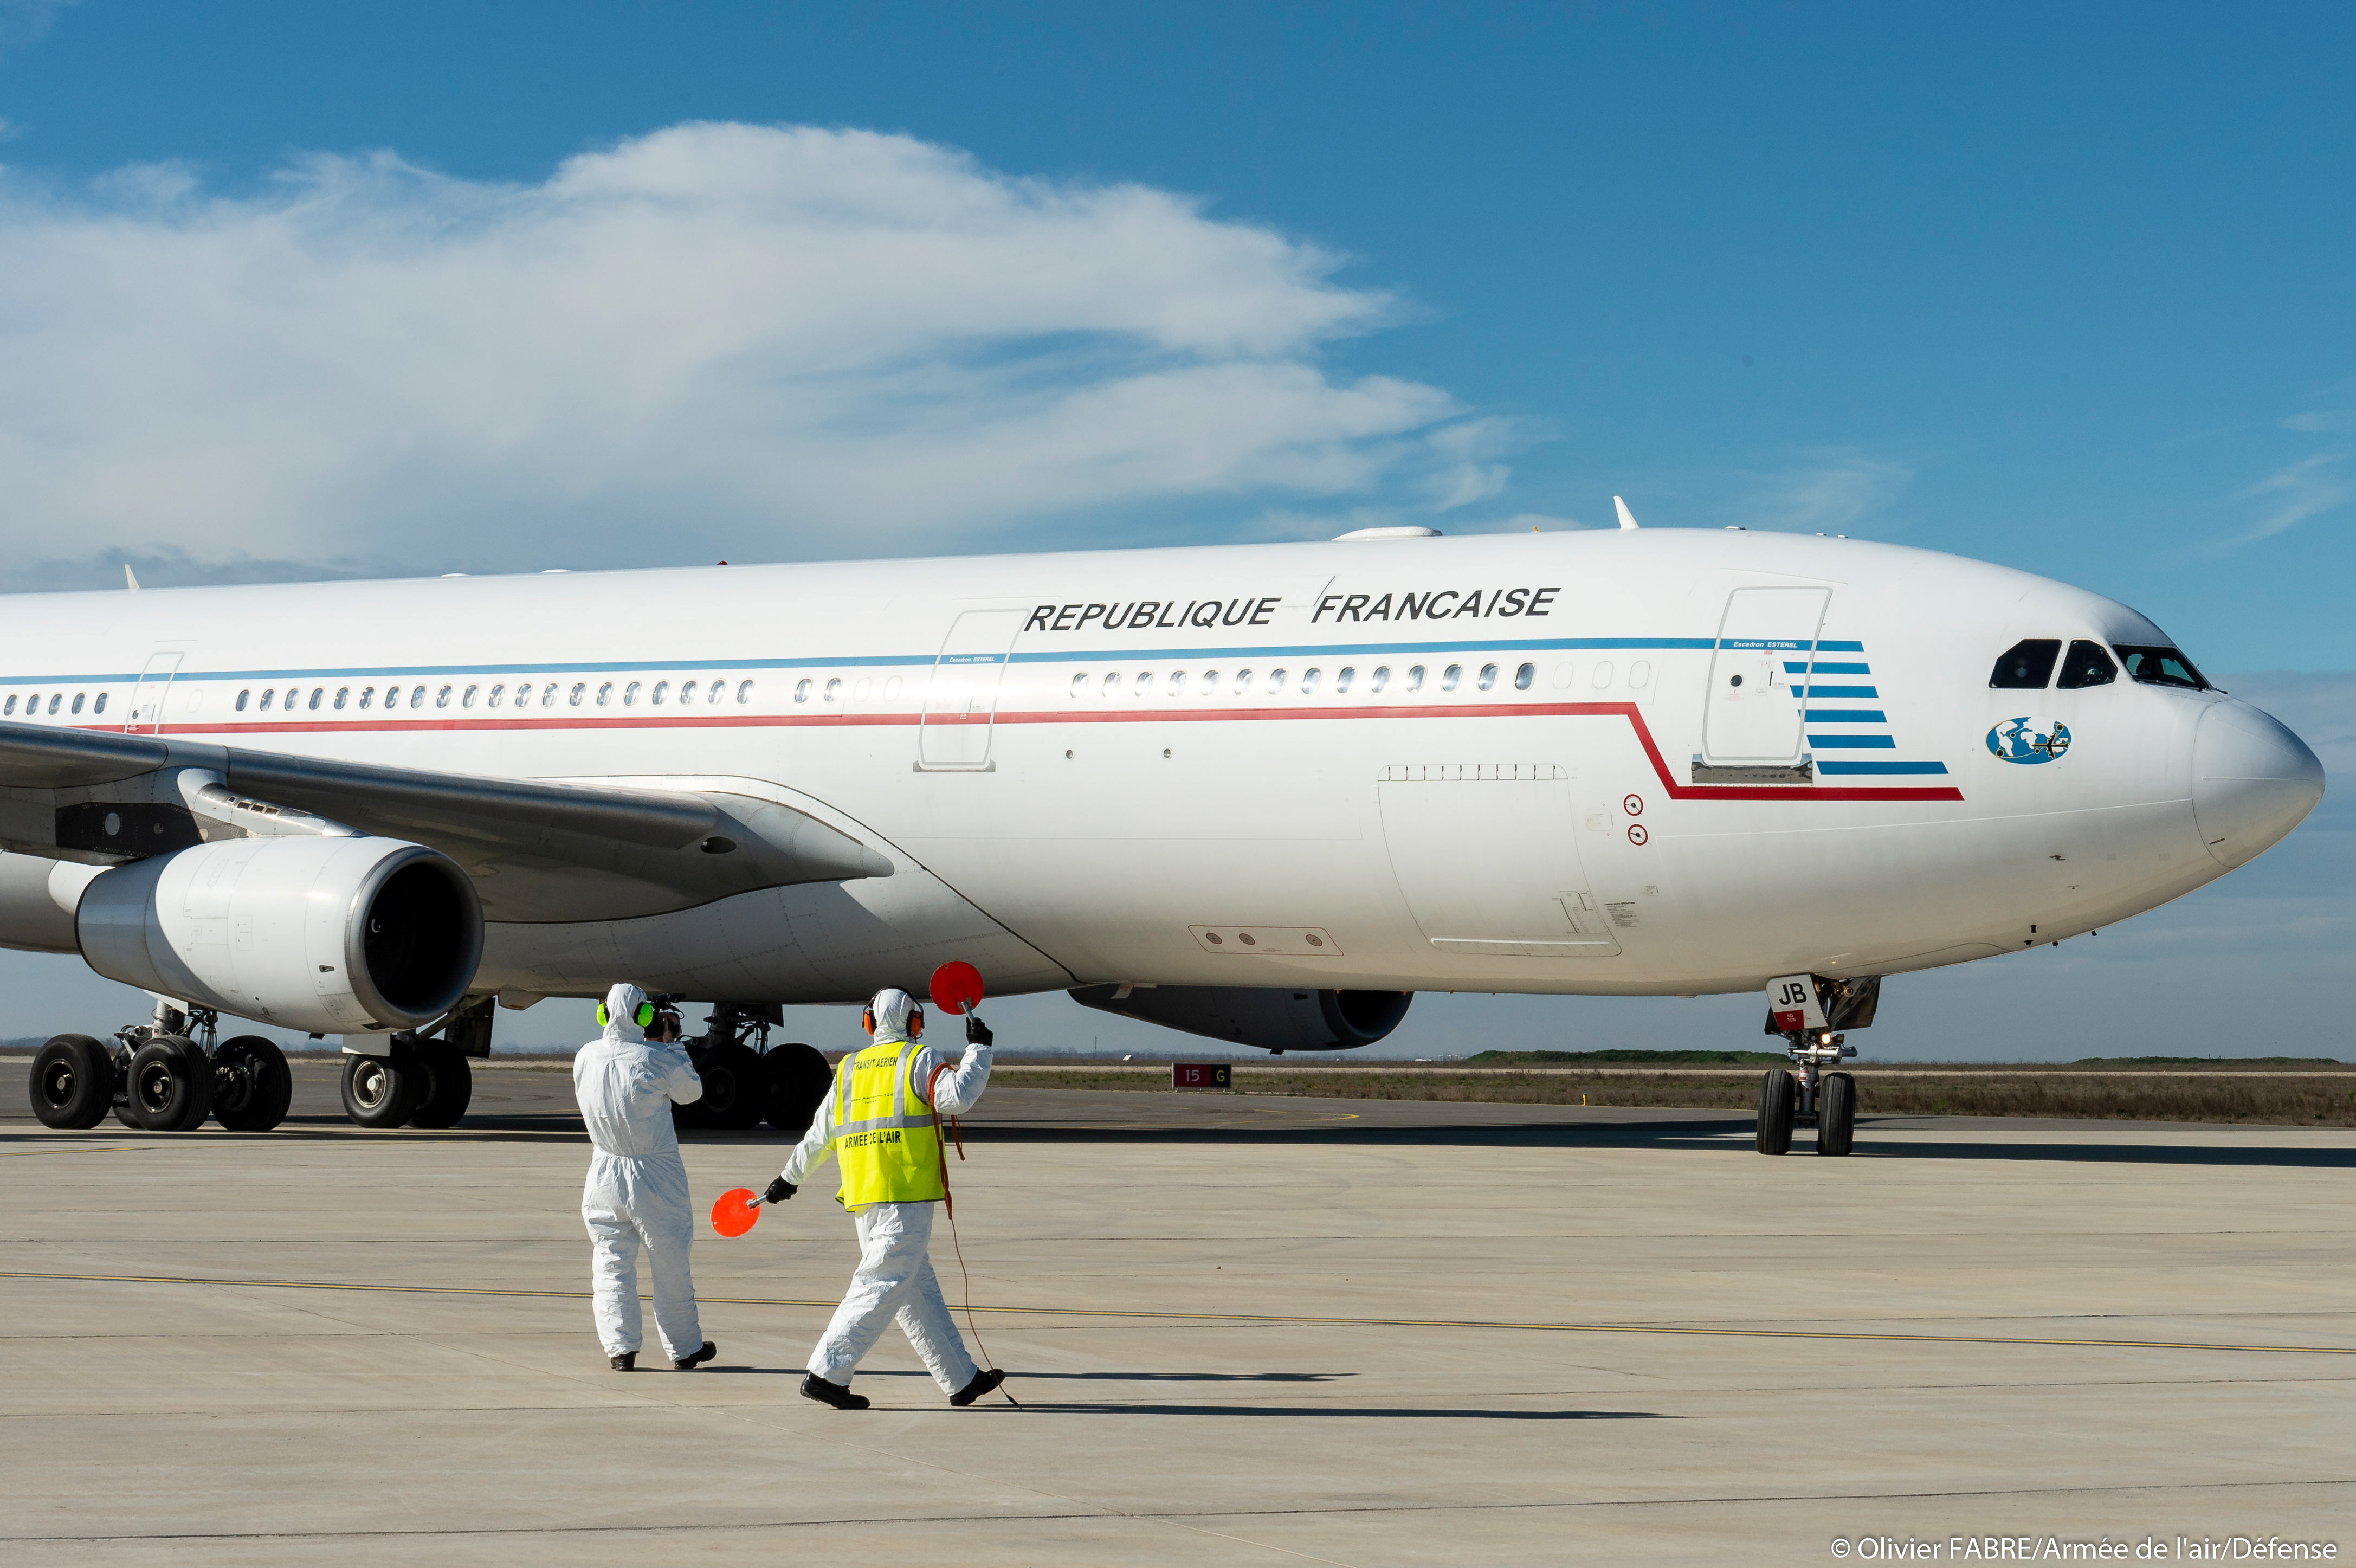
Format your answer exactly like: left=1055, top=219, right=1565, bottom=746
left=1068, top=984, right=1411, bottom=1053
left=76, top=836, right=483, bottom=1036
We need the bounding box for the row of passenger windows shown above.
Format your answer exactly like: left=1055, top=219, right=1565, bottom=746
left=3, top=690, right=105, bottom=717
left=234, top=678, right=757, bottom=713
left=1990, top=640, right=2208, bottom=692
left=1055, top=661, right=1540, bottom=701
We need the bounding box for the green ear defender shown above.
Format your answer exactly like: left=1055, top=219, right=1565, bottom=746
left=595, top=1001, right=659, bottom=1028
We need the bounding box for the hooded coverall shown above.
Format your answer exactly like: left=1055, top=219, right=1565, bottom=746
left=574, top=982, right=706, bottom=1361
left=779, top=988, right=993, bottom=1393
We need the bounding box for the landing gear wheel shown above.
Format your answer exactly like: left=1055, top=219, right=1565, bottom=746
left=1755, top=1069, right=1795, bottom=1156
left=405, top=1044, right=473, bottom=1129
left=211, top=1036, right=293, bottom=1132
left=341, top=1053, right=421, bottom=1128
left=697, top=1042, right=766, bottom=1131
left=29, top=1034, right=114, bottom=1129
left=1816, top=1071, right=1855, bottom=1157
left=762, top=1042, right=831, bottom=1134
left=127, top=1035, right=212, bottom=1132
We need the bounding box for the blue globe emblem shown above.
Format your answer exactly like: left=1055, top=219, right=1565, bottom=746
left=1985, top=716, right=2072, bottom=765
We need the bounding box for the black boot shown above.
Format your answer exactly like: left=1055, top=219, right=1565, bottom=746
left=609, top=1351, right=636, bottom=1372
left=950, top=1367, right=1006, bottom=1407
left=799, top=1373, right=869, bottom=1410
left=672, top=1341, right=717, bottom=1370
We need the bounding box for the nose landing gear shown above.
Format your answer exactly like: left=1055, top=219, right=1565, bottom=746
left=1754, top=973, right=1876, bottom=1156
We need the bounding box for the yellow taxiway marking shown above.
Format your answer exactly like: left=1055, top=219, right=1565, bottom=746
left=2, top=1269, right=2349, bottom=1356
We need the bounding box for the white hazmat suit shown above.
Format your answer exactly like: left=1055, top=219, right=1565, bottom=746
left=574, top=983, right=706, bottom=1362
left=779, top=988, right=993, bottom=1393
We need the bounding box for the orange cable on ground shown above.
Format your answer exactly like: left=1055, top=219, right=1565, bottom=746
left=930, top=1056, right=1019, bottom=1408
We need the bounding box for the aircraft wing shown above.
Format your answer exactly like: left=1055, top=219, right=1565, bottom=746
left=0, top=721, right=892, bottom=922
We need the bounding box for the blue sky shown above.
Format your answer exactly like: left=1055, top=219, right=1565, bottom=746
left=0, top=2, right=2345, bottom=1058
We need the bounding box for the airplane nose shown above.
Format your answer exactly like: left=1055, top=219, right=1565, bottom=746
left=2191, top=699, right=2326, bottom=869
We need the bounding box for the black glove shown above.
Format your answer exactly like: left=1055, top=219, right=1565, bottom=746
left=763, top=1177, right=796, bottom=1204
left=965, top=1014, right=993, bottom=1048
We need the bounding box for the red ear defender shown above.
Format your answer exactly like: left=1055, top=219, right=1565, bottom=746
left=862, top=1008, right=875, bottom=1036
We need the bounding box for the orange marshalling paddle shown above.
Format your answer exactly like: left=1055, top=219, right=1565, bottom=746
left=709, top=1187, right=763, bottom=1238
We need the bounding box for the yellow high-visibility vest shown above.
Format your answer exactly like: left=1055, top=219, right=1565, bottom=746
left=829, top=1038, right=945, bottom=1210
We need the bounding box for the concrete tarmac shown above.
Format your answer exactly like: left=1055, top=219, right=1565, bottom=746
left=3, top=1064, right=2351, bottom=1565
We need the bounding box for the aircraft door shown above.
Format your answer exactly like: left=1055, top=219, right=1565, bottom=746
left=123, top=650, right=183, bottom=735
left=918, top=609, right=1025, bottom=770
left=1378, top=775, right=1621, bottom=957
left=1700, top=586, right=1830, bottom=767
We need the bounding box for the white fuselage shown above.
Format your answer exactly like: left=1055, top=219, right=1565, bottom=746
left=0, top=529, right=2321, bottom=1011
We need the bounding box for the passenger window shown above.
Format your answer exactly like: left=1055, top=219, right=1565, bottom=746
left=1514, top=662, right=1534, bottom=691
left=411, top=687, right=427, bottom=709
left=679, top=680, right=698, bottom=705
left=1267, top=668, right=1287, bottom=693
left=1134, top=672, right=1154, bottom=696
left=792, top=679, right=808, bottom=704
left=309, top=687, right=324, bottom=711
left=539, top=682, right=557, bottom=706
left=48, top=694, right=62, bottom=715
left=2056, top=641, right=2117, bottom=689
left=1168, top=670, right=1187, bottom=695
left=1990, top=638, right=2061, bottom=689
left=259, top=689, right=274, bottom=712
left=1233, top=669, right=1253, bottom=694
left=567, top=683, right=584, bottom=707
left=5, top=695, right=17, bottom=715
left=1629, top=660, right=1651, bottom=689
left=1407, top=665, right=1425, bottom=692
left=2113, top=644, right=2208, bottom=690
left=486, top=684, right=502, bottom=707
left=435, top=685, right=451, bottom=708
left=462, top=685, right=478, bottom=708
left=623, top=681, right=640, bottom=706
left=1069, top=673, right=1087, bottom=698
left=1301, top=668, right=1322, bottom=694
left=359, top=687, right=375, bottom=709
left=596, top=682, right=613, bottom=707
left=334, top=687, right=350, bottom=710
left=70, top=693, right=85, bottom=714
left=1371, top=666, right=1390, bottom=693
left=1478, top=663, right=1498, bottom=691
left=93, top=692, right=107, bottom=714
left=1441, top=664, right=1461, bottom=692
left=654, top=681, right=671, bottom=705
left=1335, top=667, right=1355, bottom=694
left=1201, top=670, right=1218, bottom=693
left=823, top=677, right=841, bottom=702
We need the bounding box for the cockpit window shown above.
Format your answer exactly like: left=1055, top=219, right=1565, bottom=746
left=1989, top=638, right=2059, bottom=688
left=2113, top=644, right=2208, bottom=690
left=2056, top=640, right=2117, bottom=689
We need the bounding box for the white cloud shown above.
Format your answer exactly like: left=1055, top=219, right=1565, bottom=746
left=1736, top=450, right=1913, bottom=533
left=2233, top=453, right=2352, bottom=544
left=0, top=124, right=1472, bottom=571
left=0, top=0, right=79, bottom=54
left=2282, top=410, right=2356, bottom=434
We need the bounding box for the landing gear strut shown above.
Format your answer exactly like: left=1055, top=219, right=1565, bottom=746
left=24, top=1001, right=290, bottom=1134
left=1754, top=973, right=1876, bottom=1157
left=339, top=996, right=494, bottom=1131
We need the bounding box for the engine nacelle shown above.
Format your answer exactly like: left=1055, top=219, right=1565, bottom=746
left=77, top=837, right=483, bottom=1035
left=1069, top=984, right=1412, bottom=1053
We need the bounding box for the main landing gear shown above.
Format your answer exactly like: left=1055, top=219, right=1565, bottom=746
left=339, top=996, right=494, bottom=1131
left=27, top=1002, right=293, bottom=1134
left=674, top=1002, right=831, bottom=1136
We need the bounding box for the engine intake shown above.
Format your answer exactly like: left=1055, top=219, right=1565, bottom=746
left=1069, top=984, right=1411, bottom=1053
left=76, top=837, right=483, bottom=1035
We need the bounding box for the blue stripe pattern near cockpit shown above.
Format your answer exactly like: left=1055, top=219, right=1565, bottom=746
left=1784, top=656, right=1948, bottom=776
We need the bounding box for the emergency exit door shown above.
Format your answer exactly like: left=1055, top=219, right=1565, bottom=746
left=122, top=650, right=183, bottom=735
left=1699, top=586, right=1830, bottom=767
left=918, top=609, right=1025, bottom=770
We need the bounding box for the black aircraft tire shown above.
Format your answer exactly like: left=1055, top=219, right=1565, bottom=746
left=212, top=1036, right=293, bottom=1133
left=1755, top=1069, right=1795, bottom=1156
left=698, top=1042, right=767, bottom=1131
left=29, top=1034, right=114, bottom=1130
left=341, top=1053, right=421, bottom=1129
left=1817, top=1071, right=1856, bottom=1157
left=763, top=1042, right=832, bottom=1134
left=128, top=1036, right=212, bottom=1132
left=405, top=1046, right=473, bottom=1129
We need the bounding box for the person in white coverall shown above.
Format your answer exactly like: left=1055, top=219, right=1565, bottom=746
left=756, top=986, right=1004, bottom=1410
left=573, top=983, right=716, bottom=1372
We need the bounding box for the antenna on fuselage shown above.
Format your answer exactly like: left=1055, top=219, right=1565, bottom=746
left=1613, top=496, right=1641, bottom=531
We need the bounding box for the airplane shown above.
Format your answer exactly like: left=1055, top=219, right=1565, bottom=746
left=2, top=513, right=2324, bottom=1154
